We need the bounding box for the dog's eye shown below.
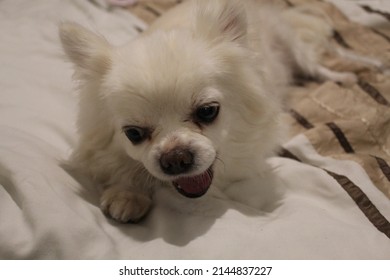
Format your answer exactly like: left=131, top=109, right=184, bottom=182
left=123, top=126, right=148, bottom=144
left=195, top=103, right=220, bottom=124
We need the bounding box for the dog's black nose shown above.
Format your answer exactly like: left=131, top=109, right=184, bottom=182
left=159, top=148, right=194, bottom=175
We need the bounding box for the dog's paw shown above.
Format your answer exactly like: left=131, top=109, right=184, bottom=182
left=100, top=188, right=152, bottom=223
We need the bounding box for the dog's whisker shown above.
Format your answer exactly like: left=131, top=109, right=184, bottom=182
left=215, top=156, right=226, bottom=173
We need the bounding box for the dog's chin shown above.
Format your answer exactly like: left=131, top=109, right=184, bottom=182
left=171, top=166, right=214, bottom=198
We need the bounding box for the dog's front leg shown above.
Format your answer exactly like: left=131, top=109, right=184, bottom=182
left=100, top=185, right=152, bottom=223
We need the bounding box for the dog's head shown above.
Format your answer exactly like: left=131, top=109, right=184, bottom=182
left=60, top=0, right=282, bottom=198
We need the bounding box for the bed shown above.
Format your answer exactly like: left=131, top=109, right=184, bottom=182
left=0, top=0, right=389, bottom=259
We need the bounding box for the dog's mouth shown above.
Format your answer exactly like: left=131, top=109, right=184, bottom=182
left=172, top=166, right=213, bottom=198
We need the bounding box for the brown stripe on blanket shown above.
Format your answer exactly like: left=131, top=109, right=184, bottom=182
left=326, top=170, right=390, bottom=239
left=370, top=28, right=390, bottom=43
left=283, top=0, right=294, bottom=7
left=333, top=30, right=351, bottom=49
left=357, top=80, right=390, bottom=106
left=326, top=122, right=355, bottom=154
left=372, top=156, right=390, bottom=182
left=127, top=0, right=179, bottom=24
left=279, top=149, right=390, bottom=239
left=144, top=5, right=161, bottom=17
left=278, top=148, right=302, bottom=162
left=289, top=109, right=314, bottom=129
left=361, top=5, right=390, bottom=22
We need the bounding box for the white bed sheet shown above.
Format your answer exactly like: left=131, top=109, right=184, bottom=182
left=0, top=0, right=389, bottom=259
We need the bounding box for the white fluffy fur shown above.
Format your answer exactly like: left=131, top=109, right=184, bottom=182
left=60, top=0, right=367, bottom=223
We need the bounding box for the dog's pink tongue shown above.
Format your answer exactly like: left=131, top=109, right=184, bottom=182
left=174, top=169, right=212, bottom=198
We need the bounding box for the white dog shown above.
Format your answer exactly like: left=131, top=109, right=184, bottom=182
left=60, top=0, right=369, bottom=223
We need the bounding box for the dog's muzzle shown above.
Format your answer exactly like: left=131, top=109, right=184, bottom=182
left=159, top=147, right=213, bottom=198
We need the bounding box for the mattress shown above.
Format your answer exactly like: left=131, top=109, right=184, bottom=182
left=0, top=0, right=389, bottom=259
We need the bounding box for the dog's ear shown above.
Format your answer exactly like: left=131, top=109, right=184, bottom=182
left=59, top=22, right=111, bottom=77
left=194, top=0, right=247, bottom=44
